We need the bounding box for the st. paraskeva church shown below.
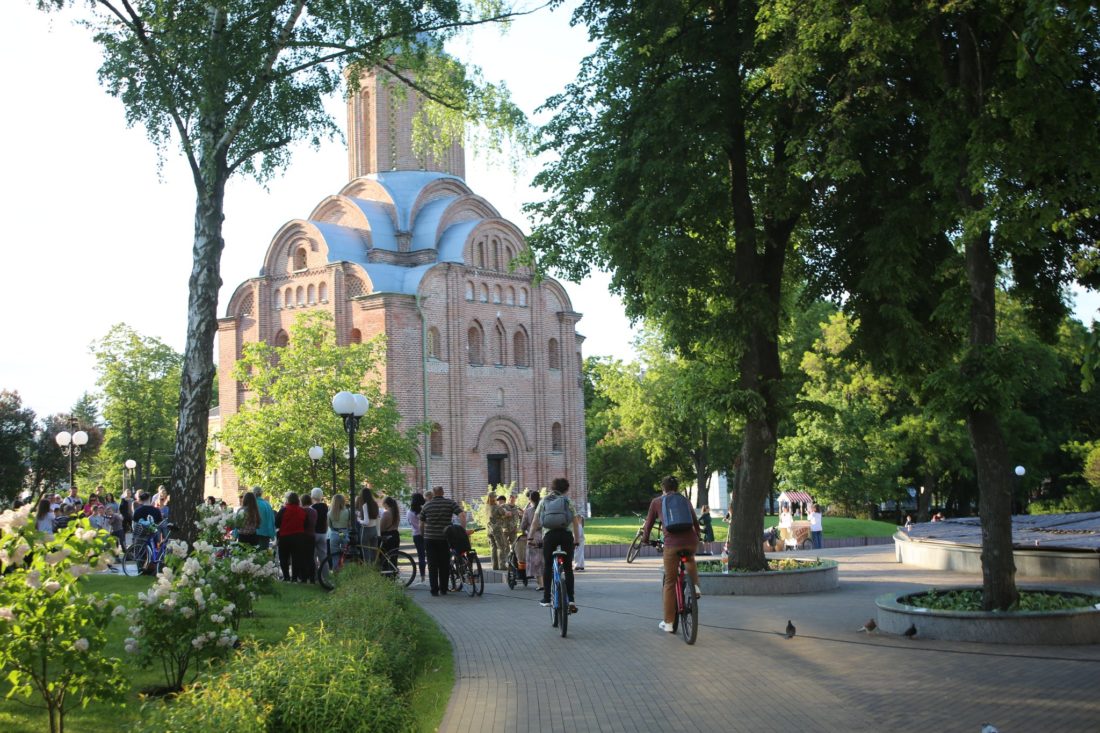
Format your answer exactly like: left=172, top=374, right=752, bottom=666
left=206, top=67, right=587, bottom=509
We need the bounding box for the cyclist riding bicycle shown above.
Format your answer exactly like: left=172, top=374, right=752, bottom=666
left=643, top=476, right=702, bottom=633
left=530, top=477, right=580, bottom=614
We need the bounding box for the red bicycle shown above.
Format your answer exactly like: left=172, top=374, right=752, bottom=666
left=666, top=547, right=699, bottom=645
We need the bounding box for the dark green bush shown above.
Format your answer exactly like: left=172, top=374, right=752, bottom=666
left=137, top=679, right=270, bottom=733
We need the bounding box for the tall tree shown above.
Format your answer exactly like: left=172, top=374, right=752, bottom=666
left=219, top=311, right=420, bottom=498
left=764, top=0, right=1100, bottom=608
left=35, top=0, right=529, bottom=541
left=528, top=0, right=819, bottom=570
left=0, top=390, right=36, bottom=503
left=91, top=324, right=182, bottom=495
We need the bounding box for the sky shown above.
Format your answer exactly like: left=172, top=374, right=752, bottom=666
left=2, top=2, right=640, bottom=419
left=2, top=3, right=1097, bottom=420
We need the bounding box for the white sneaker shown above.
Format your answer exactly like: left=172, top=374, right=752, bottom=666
left=659, top=621, right=675, bottom=633
left=694, top=585, right=703, bottom=598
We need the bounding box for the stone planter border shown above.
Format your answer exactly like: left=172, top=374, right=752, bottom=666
left=875, top=586, right=1100, bottom=644
left=696, top=558, right=839, bottom=596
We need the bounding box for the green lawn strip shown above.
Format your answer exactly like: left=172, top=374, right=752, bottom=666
left=399, top=515, right=896, bottom=558
left=0, top=569, right=454, bottom=732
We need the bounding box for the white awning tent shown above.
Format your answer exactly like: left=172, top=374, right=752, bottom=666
left=777, top=490, right=814, bottom=515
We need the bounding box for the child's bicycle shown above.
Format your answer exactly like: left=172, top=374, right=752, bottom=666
left=506, top=534, right=530, bottom=590
left=446, top=527, right=484, bottom=597
left=120, top=519, right=173, bottom=576
left=548, top=548, right=574, bottom=637
left=664, top=546, right=699, bottom=645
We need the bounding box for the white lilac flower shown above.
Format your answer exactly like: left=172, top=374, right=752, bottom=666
left=180, top=606, right=194, bottom=619
left=210, top=613, right=224, bottom=624
left=12, top=542, right=31, bottom=565
left=183, top=557, right=202, bottom=576
left=0, top=508, right=27, bottom=531
left=113, top=605, right=127, bottom=617
left=73, top=638, right=89, bottom=652
left=168, top=540, right=189, bottom=558
left=162, top=597, right=176, bottom=611
left=124, top=639, right=138, bottom=654
left=44, top=580, right=62, bottom=595
left=94, top=597, right=108, bottom=610
left=95, top=554, right=113, bottom=571
left=68, top=564, right=91, bottom=578
left=0, top=607, right=15, bottom=622
left=191, top=637, right=205, bottom=649
left=79, top=529, right=98, bottom=542
left=45, top=548, right=72, bottom=565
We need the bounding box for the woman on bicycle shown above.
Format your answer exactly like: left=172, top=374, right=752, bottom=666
left=643, top=476, right=702, bottom=634
left=355, top=486, right=380, bottom=564
left=407, top=492, right=427, bottom=582
left=379, top=496, right=401, bottom=557
left=522, top=490, right=544, bottom=591
left=328, top=493, right=351, bottom=556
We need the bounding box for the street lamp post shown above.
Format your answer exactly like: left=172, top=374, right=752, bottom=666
left=55, top=421, right=90, bottom=492
left=1014, top=465, right=1026, bottom=515
left=331, top=392, right=369, bottom=500
left=308, top=445, right=324, bottom=486
left=125, top=459, right=137, bottom=493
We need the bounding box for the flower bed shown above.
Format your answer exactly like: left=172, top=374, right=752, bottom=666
left=696, top=557, right=839, bottom=595
left=875, top=586, right=1100, bottom=644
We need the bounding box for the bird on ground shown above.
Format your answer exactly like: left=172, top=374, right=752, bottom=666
left=858, top=618, right=877, bottom=633
left=785, top=620, right=796, bottom=639
left=903, top=623, right=917, bottom=639
left=980, top=725, right=1000, bottom=733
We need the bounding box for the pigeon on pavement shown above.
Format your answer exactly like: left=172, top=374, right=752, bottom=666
left=980, top=725, right=1000, bottom=733
left=859, top=618, right=877, bottom=633
left=903, top=623, right=917, bottom=639
left=785, top=620, right=796, bottom=639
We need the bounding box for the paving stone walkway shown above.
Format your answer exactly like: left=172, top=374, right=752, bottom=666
left=411, top=546, right=1100, bottom=733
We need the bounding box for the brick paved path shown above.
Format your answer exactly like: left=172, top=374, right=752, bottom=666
left=412, top=547, right=1100, bottom=733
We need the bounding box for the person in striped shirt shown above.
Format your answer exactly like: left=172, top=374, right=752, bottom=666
left=420, top=486, right=467, bottom=596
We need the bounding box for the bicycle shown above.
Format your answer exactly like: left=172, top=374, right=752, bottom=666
left=318, top=529, right=416, bottom=590
left=506, top=534, right=529, bottom=590
left=667, top=547, right=699, bottom=645
left=447, top=528, right=484, bottom=597
left=548, top=548, right=572, bottom=637
left=121, top=519, right=173, bottom=576
left=626, top=516, right=662, bottom=563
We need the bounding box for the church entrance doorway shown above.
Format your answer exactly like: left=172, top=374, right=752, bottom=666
left=487, top=453, right=508, bottom=487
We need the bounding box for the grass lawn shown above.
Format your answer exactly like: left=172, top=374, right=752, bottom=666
left=401, top=515, right=897, bottom=557
left=0, top=571, right=452, bottom=733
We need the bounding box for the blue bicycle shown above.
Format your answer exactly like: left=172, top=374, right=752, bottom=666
left=549, top=549, right=571, bottom=637
left=121, top=519, right=173, bottom=576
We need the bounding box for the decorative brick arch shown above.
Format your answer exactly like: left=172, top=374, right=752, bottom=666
left=472, top=415, right=532, bottom=454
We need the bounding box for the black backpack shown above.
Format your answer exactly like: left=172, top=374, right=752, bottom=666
left=661, top=492, right=695, bottom=533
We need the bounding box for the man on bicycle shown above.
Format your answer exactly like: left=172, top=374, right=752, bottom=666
left=643, top=476, right=702, bottom=633
left=530, top=477, right=580, bottom=614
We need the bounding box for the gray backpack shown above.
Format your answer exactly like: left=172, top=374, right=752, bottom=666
left=540, top=493, right=573, bottom=530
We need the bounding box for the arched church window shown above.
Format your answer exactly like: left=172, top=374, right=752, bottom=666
left=284, top=288, right=293, bottom=308
left=467, top=324, right=483, bottom=365
left=319, top=282, right=328, bottom=302
left=349, top=328, right=362, bottom=344
left=548, top=338, right=561, bottom=370
left=293, top=246, right=307, bottom=271
left=430, top=423, right=443, bottom=456
left=295, top=286, right=304, bottom=306
left=519, top=287, right=528, bottom=307
left=480, top=284, right=489, bottom=303
left=428, top=327, right=443, bottom=360
left=307, top=284, right=316, bottom=304
left=496, top=388, right=505, bottom=406
left=477, top=241, right=485, bottom=268
left=513, top=328, right=529, bottom=367
left=275, top=330, right=289, bottom=348
left=465, top=281, right=474, bottom=301
left=492, top=238, right=501, bottom=270
left=493, top=285, right=502, bottom=304
left=506, top=287, right=515, bottom=306
left=551, top=422, right=563, bottom=452
left=493, top=321, right=506, bottom=366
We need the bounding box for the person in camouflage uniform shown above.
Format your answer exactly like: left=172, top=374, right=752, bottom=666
left=502, top=493, right=520, bottom=565
left=488, top=494, right=509, bottom=570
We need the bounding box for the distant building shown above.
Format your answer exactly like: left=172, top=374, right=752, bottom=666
left=207, top=68, right=587, bottom=508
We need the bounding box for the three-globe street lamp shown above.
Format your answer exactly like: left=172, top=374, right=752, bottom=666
left=55, top=423, right=89, bottom=492
left=332, top=392, right=369, bottom=500
left=125, top=458, right=137, bottom=493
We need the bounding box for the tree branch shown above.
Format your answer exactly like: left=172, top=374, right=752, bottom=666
left=227, top=135, right=293, bottom=174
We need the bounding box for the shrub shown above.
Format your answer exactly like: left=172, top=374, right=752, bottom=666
left=137, top=678, right=270, bottom=733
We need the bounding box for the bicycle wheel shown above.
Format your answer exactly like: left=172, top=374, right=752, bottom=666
left=449, top=556, right=463, bottom=591
left=144, top=544, right=163, bottom=576
left=464, top=555, right=478, bottom=596
left=680, top=576, right=698, bottom=645
left=318, top=553, right=337, bottom=591
left=506, top=563, right=517, bottom=590
left=469, top=554, right=484, bottom=596
left=385, top=551, right=416, bottom=587
left=557, top=577, right=568, bottom=637
left=120, top=542, right=144, bottom=576
left=626, top=531, right=644, bottom=563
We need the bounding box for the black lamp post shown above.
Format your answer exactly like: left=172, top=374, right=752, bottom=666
left=125, top=458, right=137, bottom=493
left=332, top=391, right=369, bottom=500
left=1014, top=465, right=1026, bottom=515
left=55, top=419, right=89, bottom=492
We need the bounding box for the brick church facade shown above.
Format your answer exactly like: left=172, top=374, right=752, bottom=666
left=208, top=68, right=588, bottom=509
